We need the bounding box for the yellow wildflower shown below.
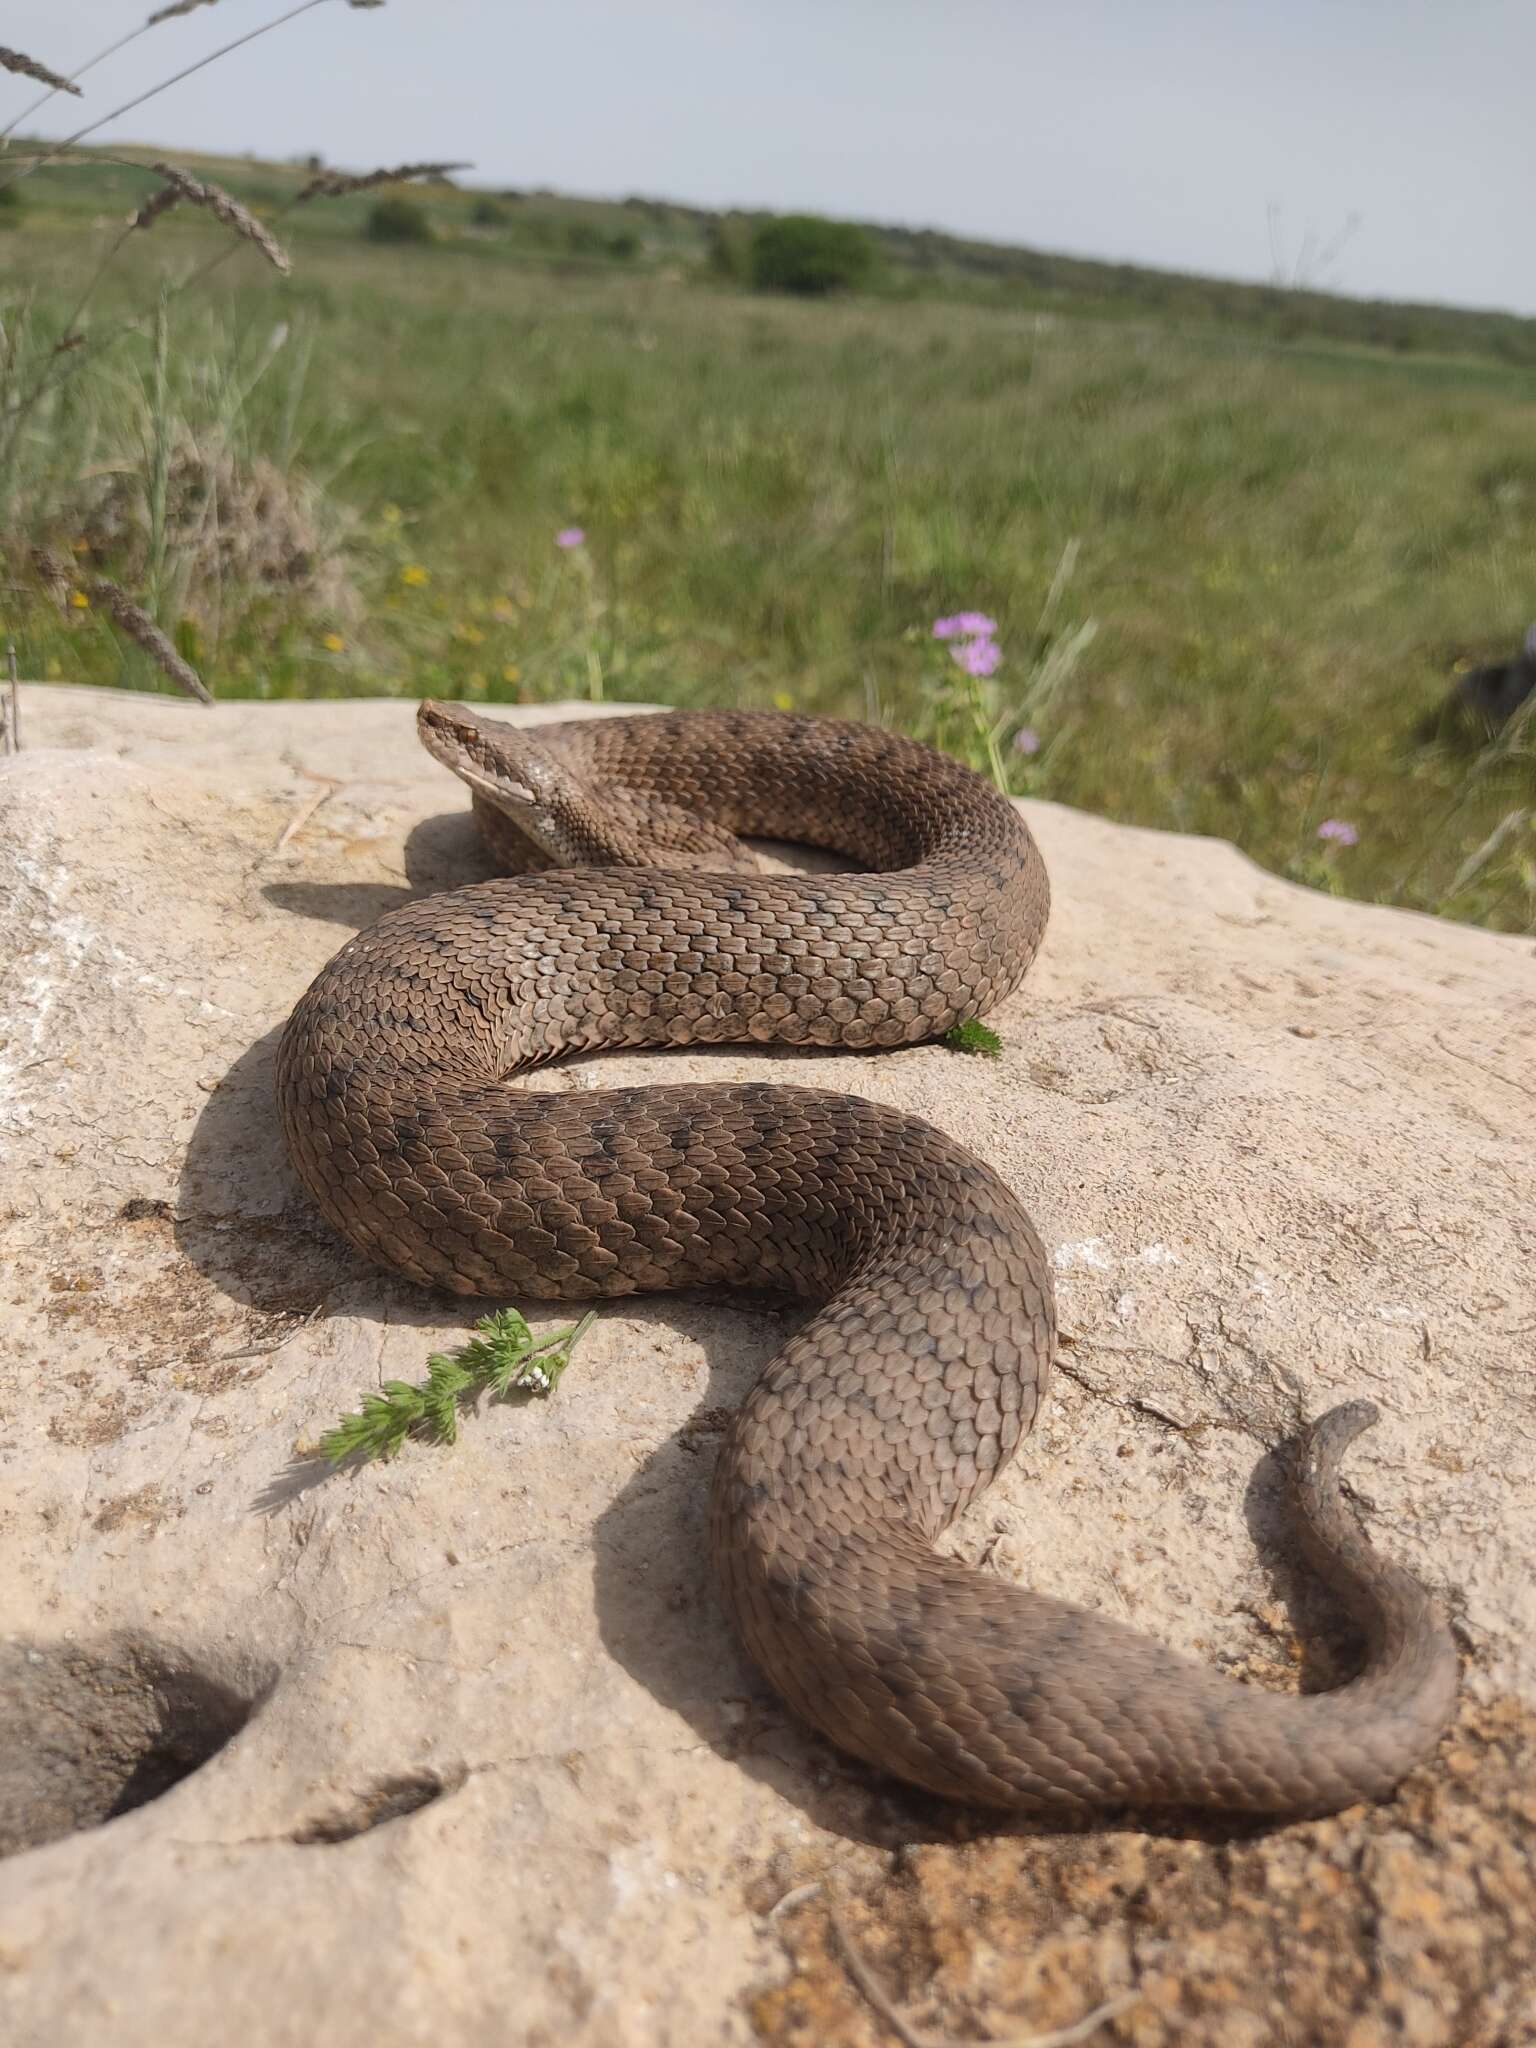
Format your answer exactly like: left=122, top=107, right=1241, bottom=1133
left=771, top=691, right=793, bottom=712
left=381, top=503, right=402, bottom=525
left=502, top=664, right=521, bottom=685
left=454, top=622, right=486, bottom=646
left=400, top=564, right=429, bottom=588
left=69, top=589, right=90, bottom=609
left=490, top=596, right=516, bottom=622
left=321, top=632, right=345, bottom=653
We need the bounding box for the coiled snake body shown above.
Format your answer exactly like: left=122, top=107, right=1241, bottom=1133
left=277, top=705, right=1457, bottom=1814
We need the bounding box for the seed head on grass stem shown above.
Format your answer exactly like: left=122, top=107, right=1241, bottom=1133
left=147, top=1, right=225, bottom=23
left=2, top=0, right=391, bottom=194
left=147, top=161, right=290, bottom=272
left=0, top=47, right=83, bottom=96
left=296, top=160, right=469, bottom=203
left=131, top=184, right=183, bottom=232
left=86, top=577, right=213, bottom=703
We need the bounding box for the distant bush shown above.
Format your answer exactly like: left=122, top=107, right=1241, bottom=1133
left=0, top=187, right=21, bottom=229
left=366, top=196, right=434, bottom=245
left=706, top=213, right=754, bottom=283
left=471, top=197, right=510, bottom=229
left=748, top=215, right=874, bottom=296
left=564, top=220, right=605, bottom=257
left=562, top=220, right=640, bottom=261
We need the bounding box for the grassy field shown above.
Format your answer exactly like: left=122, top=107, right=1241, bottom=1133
left=3, top=147, right=1535, bottom=932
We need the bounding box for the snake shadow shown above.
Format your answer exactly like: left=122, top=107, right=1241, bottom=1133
left=260, top=809, right=500, bottom=928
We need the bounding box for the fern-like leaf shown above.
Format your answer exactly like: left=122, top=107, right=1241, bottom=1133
left=318, top=1309, right=598, bottom=1465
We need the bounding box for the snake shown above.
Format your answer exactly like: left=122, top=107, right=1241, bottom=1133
left=276, top=703, right=1458, bottom=1815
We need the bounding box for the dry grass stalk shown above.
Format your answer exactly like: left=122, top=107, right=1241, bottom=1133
left=3, top=643, right=18, bottom=755
left=0, top=46, right=83, bottom=96
left=86, top=577, right=213, bottom=703
left=296, top=159, right=469, bottom=203
left=30, top=545, right=74, bottom=610
left=149, top=160, right=290, bottom=273
left=827, top=1898, right=1140, bottom=2048
left=130, top=183, right=183, bottom=231
left=146, top=1, right=224, bottom=22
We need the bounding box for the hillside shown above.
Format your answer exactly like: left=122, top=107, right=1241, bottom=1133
left=1, top=138, right=1533, bottom=936
left=9, top=138, right=1536, bottom=366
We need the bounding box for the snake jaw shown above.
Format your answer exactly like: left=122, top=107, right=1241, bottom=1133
left=443, top=753, right=539, bottom=815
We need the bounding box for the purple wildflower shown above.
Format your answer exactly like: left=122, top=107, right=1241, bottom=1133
left=1316, top=818, right=1358, bottom=846
left=932, top=610, right=998, bottom=641
left=953, top=637, right=1002, bottom=678
left=1012, top=726, right=1040, bottom=755
left=555, top=527, right=586, bottom=549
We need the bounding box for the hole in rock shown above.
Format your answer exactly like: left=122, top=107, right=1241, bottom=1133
left=291, top=1768, right=462, bottom=1846
left=0, top=1637, right=266, bottom=1858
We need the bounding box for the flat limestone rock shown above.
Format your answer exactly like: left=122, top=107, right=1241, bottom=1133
left=1, top=686, right=1531, bottom=2048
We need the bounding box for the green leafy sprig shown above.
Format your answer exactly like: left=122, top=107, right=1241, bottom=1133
left=943, top=1017, right=1003, bottom=1058
left=318, top=1307, right=598, bottom=1466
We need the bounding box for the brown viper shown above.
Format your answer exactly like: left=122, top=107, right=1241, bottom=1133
left=276, top=703, right=1458, bottom=1815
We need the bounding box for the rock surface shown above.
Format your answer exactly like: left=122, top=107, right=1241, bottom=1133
left=0, top=686, right=1531, bottom=2048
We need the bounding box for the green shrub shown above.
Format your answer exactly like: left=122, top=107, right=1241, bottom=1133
left=748, top=214, right=874, bottom=296
left=471, top=196, right=510, bottom=229
left=366, top=196, right=434, bottom=245
left=0, top=187, right=21, bottom=229
left=559, top=221, right=639, bottom=261
left=706, top=213, right=754, bottom=282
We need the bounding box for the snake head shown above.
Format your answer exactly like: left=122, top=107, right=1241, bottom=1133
left=418, top=698, right=603, bottom=866
left=417, top=699, right=762, bottom=873
left=417, top=700, right=563, bottom=816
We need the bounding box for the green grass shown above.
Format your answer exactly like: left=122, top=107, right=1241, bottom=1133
left=2, top=151, right=1534, bottom=933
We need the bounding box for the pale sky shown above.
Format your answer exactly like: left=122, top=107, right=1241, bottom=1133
left=7, top=0, right=1534, bottom=316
